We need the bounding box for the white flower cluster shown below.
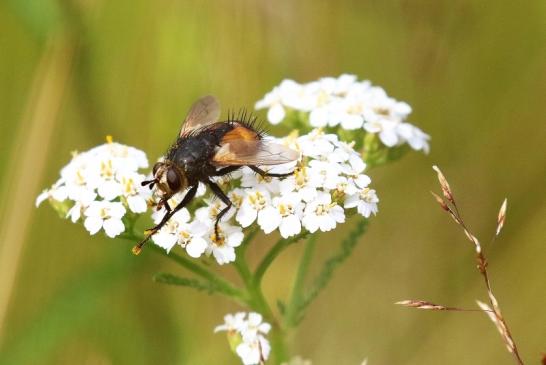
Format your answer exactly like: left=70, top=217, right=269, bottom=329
left=151, top=129, right=379, bottom=265
left=36, top=137, right=151, bottom=238
left=215, top=312, right=271, bottom=365
left=255, top=74, right=430, bottom=153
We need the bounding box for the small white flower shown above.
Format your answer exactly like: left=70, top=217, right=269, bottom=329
left=256, top=75, right=430, bottom=152
left=83, top=201, right=126, bottom=238
left=302, top=192, right=345, bottom=233
left=214, top=312, right=247, bottom=333
left=179, top=220, right=209, bottom=258
left=35, top=181, right=68, bottom=207
left=118, top=171, right=150, bottom=213
left=279, top=166, right=318, bottom=203
left=241, top=167, right=281, bottom=195
left=268, top=193, right=304, bottom=238
left=37, top=138, right=151, bottom=237
left=152, top=208, right=191, bottom=252
left=240, top=312, right=271, bottom=342
left=205, top=223, right=244, bottom=265
left=236, top=189, right=273, bottom=228
left=66, top=188, right=97, bottom=223
left=345, top=176, right=379, bottom=218
left=216, top=312, right=272, bottom=365
left=236, top=336, right=270, bottom=365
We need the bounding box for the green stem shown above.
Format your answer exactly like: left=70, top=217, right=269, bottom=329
left=254, top=232, right=308, bottom=286
left=269, top=325, right=289, bottom=363
left=298, top=218, right=368, bottom=318
left=232, top=230, right=293, bottom=363
left=284, top=235, right=317, bottom=327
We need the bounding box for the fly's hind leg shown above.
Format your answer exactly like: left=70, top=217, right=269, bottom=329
left=206, top=180, right=233, bottom=239
left=249, top=165, right=294, bottom=178
left=214, top=165, right=240, bottom=176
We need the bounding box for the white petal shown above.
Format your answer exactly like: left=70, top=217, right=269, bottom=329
left=84, top=216, right=103, bottom=235
left=98, top=180, right=123, bottom=201
left=279, top=215, right=301, bottom=238
left=107, top=202, right=126, bottom=218
left=309, top=108, right=329, bottom=127
left=236, top=205, right=258, bottom=227
left=103, top=218, right=125, bottom=237
left=318, top=215, right=335, bottom=232
left=152, top=231, right=178, bottom=252
left=185, top=237, right=208, bottom=258
left=213, top=245, right=236, bottom=265
left=257, top=206, right=281, bottom=234
left=127, top=196, right=147, bottom=213
left=35, top=191, right=49, bottom=207
left=267, top=104, right=285, bottom=125
left=236, top=342, right=260, bottom=365
left=67, top=204, right=82, bottom=222
left=227, top=230, right=244, bottom=248
left=379, top=128, right=399, bottom=147
left=302, top=214, right=319, bottom=233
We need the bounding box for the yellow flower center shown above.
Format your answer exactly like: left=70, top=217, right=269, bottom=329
left=248, top=191, right=267, bottom=209
left=278, top=203, right=293, bottom=217
left=314, top=202, right=336, bottom=216
left=100, top=160, right=114, bottom=180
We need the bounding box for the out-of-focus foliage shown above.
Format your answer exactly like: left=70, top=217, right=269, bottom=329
left=0, top=0, right=544, bottom=364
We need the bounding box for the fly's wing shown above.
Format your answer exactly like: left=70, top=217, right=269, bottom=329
left=212, top=139, right=300, bottom=166
left=179, top=95, right=221, bottom=136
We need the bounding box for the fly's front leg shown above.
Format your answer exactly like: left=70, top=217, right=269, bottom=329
left=249, top=165, right=294, bottom=178
left=132, top=184, right=198, bottom=255
left=206, top=180, right=233, bottom=239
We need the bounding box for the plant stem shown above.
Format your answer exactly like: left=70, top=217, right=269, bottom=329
left=234, top=242, right=289, bottom=363
left=284, top=235, right=317, bottom=327
left=478, top=255, right=524, bottom=365
left=119, top=232, right=244, bottom=303
left=254, top=233, right=308, bottom=286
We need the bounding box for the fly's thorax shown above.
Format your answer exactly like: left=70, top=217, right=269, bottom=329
left=152, top=160, right=188, bottom=198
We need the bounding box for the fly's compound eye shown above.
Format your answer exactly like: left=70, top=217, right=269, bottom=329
left=152, top=162, right=162, bottom=176
left=166, top=168, right=181, bottom=192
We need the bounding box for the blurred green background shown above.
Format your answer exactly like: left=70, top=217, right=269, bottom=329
left=1, top=0, right=545, bottom=364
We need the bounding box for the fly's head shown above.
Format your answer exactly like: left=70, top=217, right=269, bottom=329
left=142, top=160, right=188, bottom=208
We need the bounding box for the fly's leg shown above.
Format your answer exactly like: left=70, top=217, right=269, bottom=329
left=206, top=180, right=233, bottom=239
left=214, top=165, right=240, bottom=176
left=132, top=184, right=198, bottom=255
left=249, top=165, right=294, bottom=178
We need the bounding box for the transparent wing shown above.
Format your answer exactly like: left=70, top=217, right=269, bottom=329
left=213, top=139, right=300, bottom=166
left=180, top=95, right=221, bottom=136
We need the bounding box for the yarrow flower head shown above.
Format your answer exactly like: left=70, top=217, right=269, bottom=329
left=36, top=136, right=151, bottom=238
left=255, top=74, right=430, bottom=154
left=149, top=128, right=379, bottom=264
left=215, top=312, right=271, bottom=365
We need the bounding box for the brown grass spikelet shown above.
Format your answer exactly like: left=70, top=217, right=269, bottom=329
left=396, top=300, right=450, bottom=311
left=432, top=165, right=454, bottom=204
left=496, top=198, right=508, bottom=236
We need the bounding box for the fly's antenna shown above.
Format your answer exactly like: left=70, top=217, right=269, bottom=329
left=141, top=179, right=157, bottom=190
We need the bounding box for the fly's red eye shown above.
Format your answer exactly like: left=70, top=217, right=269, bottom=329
left=167, top=168, right=181, bottom=191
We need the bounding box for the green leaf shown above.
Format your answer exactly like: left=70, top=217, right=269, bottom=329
left=153, top=272, right=228, bottom=295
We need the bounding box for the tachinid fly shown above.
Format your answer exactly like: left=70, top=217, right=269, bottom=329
left=133, top=95, right=299, bottom=254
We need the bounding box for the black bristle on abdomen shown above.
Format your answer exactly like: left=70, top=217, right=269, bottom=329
left=225, top=108, right=268, bottom=138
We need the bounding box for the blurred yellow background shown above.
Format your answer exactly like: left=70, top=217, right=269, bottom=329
left=1, top=1, right=545, bottom=364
